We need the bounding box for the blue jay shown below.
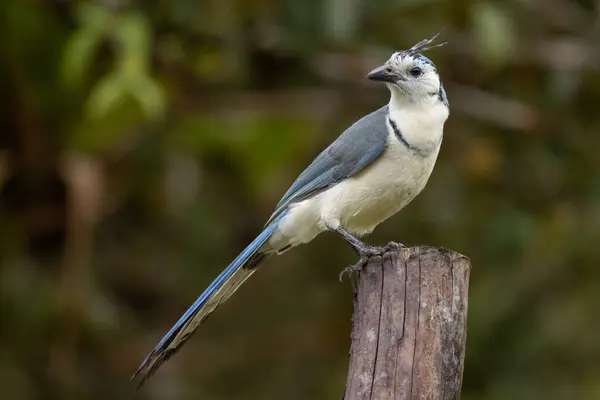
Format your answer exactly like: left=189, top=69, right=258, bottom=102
left=133, top=33, right=449, bottom=389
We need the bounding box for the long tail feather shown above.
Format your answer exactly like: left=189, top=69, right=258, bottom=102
left=132, top=217, right=283, bottom=390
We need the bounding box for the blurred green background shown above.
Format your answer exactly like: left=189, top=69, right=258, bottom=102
left=2, top=0, right=600, bottom=399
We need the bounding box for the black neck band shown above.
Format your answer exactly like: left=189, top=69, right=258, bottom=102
left=388, top=117, right=417, bottom=153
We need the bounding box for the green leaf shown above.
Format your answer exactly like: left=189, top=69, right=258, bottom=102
left=130, top=75, right=167, bottom=120
left=61, top=30, right=101, bottom=87
left=113, top=11, right=152, bottom=76
left=85, top=72, right=126, bottom=119
left=69, top=96, right=145, bottom=153
left=61, top=3, right=115, bottom=87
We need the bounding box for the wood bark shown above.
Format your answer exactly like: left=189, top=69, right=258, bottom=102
left=343, top=246, right=471, bottom=400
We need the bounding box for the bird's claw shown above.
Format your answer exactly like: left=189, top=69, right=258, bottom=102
left=339, top=255, right=370, bottom=282
left=338, top=242, right=405, bottom=282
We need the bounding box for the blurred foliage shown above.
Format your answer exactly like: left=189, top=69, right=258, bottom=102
left=1, top=0, right=600, bottom=399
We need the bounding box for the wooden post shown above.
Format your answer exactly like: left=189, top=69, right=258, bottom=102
left=343, top=246, right=471, bottom=400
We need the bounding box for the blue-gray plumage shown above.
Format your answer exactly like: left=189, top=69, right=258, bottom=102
left=132, top=32, right=450, bottom=390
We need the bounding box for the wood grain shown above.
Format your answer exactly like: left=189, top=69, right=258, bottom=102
left=343, top=246, right=470, bottom=400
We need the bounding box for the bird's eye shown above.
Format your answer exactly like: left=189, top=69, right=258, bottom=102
left=385, top=67, right=393, bottom=73
left=409, top=67, right=422, bottom=77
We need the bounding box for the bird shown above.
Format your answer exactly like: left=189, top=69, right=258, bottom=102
left=132, top=32, right=450, bottom=390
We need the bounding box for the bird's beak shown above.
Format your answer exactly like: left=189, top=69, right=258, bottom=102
left=366, top=66, right=400, bottom=83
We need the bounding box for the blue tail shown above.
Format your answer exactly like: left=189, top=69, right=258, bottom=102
left=132, top=216, right=284, bottom=390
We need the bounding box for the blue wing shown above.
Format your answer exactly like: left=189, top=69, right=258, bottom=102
left=267, top=105, right=390, bottom=224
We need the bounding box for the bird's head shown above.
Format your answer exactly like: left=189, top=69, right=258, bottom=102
left=367, top=32, right=447, bottom=105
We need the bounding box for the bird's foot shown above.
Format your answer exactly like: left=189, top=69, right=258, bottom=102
left=339, top=255, right=369, bottom=282
left=338, top=242, right=404, bottom=282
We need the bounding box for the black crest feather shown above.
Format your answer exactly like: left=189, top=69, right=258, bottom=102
left=402, top=31, right=447, bottom=57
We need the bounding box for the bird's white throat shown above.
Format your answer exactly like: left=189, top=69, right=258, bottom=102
left=387, top=87, right=448, bottom=154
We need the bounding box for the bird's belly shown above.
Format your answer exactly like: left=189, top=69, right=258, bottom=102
left=337, top=183, right=417, bottom=234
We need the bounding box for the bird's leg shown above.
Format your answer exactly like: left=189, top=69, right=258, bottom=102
left=334, top=227, right=385, bottom=256
left=333, top=227, right=404, bottom=281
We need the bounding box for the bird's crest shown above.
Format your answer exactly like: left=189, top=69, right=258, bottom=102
left=401, top=31, right=447, bottom=58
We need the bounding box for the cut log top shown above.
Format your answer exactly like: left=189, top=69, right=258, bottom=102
left=344, top=245, right=471, bottom=400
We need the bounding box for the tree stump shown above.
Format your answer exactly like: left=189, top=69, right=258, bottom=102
left=343, top=246, right=471, bottom=400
